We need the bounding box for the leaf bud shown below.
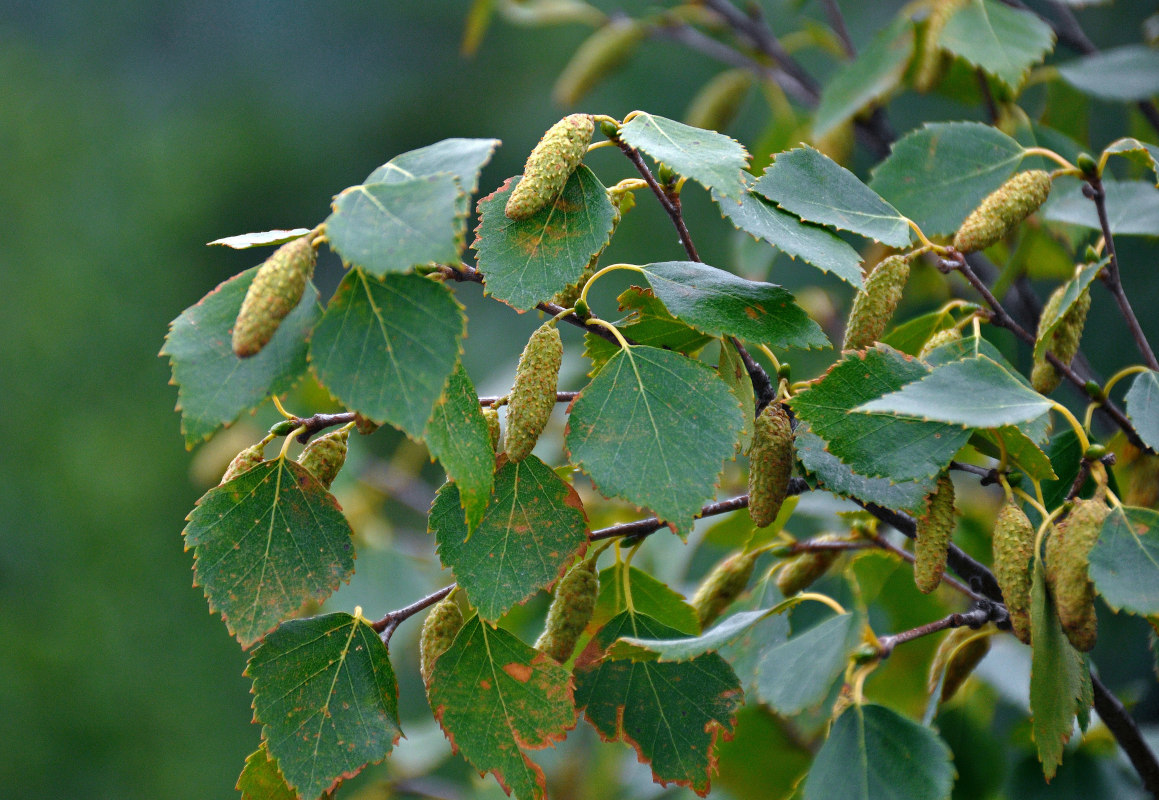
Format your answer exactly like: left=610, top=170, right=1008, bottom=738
left=776, top=362, right=792, bottom=382
left=747, top=403, right=794, bottom=528
left=419, top=595, right=464, bottom=685
left=914, top=473, right=956, bottom=594
left=220, top=443, right=265, bottom=485
left=842, top=255, right=910, bottom=350
left=572, top=297, right=591, bottom=320
left=1083, top=244, right=1101, bottom=264
left=992, top=499, right=1036, bottom=643
left=1031, top=285, right=1090, bottom=394
left=1044, top=498, right=1109, bottom=652
left=656, top=163, right=678, bottom=186
left=552, top=19, right=645, bottom=106
left=505, top=114, right=594, bottom=221
left=929, top=626, right=990, bottom=702
left=918, top=327, right=962, bottom=359
left=268, top=418, right=299, bottom=437
left=691, top=550, right=759, bottom=628
left=534, top=558, right=599, bottom=663
left=776, top=534, right=845, bottom=597
left=504, top=323, right=563, bottom=462
left=600, top=120, right=620, bottom=140
left=953, top=170, right=1052, bottom=253
left=296, top=428, right=349, bottom=490
left=852, top=643, right=881, bottom=664
left=1076, top=152, right=1098, bottom=177
left=232, top=235, right=316, bottom=358
left=1084, top=443, right=1107, bottom=460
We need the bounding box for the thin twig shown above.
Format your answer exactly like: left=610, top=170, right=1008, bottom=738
left=868, top=533, right=988, bottom=603
left=818, top=0, right=856, bottom=58
left=611, top=136, right=700, bottom=261
left=875, top=606, right=996, bottom=658
left=950, top=460, right=1000, bottom=485
left=479, top=392, right=578, bottom=407
left=287, top=412, right=357, bottom=443
left=1091, top=673, right=1159, bottom=796
left=976, top=68, right=1000, bottom=125
left=372, top=583, right=456, bottom=643
left=699, top=0, right=820, bottom=96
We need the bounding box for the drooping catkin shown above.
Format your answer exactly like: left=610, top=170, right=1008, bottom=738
left=992, top=500, right=1036, bottom=644
left=918, top=327, right=962, bottom=360
left=684, top=69, right=752, bottom=132
left=843, top=255, right=910, bottom=350
left=220, top=443, right=265, bottom=484
left=1031, top=286, right=1091, bottom=394
left=915, top=474, right=956, bottom=594
left=1045, top=499, right=1109, bottom=652
left=232, top=235, right=316, bottom=358
left=505, top=114, right=594, bottom=220
left=534, top=559, right=599, bottom=663
left=552, top=19, right=644, bottom=107
left=691, top=551, right=759, bottom=629
left=953, top=171, right=1052, bottom=254
left=776, top=534, right=844, bottom=597
left=297, top=428, right=350, bottom=490
left=482, top=406, right=501, bottom=451
left=914, top=0, right=967, bottom=92
left=419, top=595, right=464, bottom=685
left=928, top=626, right=991, bottom=702
left=503, top=323, right=563, bottom=462
left=747, top=403, right=794, bottom=528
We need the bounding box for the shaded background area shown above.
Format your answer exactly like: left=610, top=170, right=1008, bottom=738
left=2, top=2, right=1156, bottom=799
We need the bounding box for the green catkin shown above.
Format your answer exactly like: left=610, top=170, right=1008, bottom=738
left=992, top=500, right=1036, bottom=644
left=419, top=595, right=464, bottom=685
left=918, top=326, right=963, bottom=359
left=297, top=429, right=349, bottom=490
left=953, top=170, right=1052, bottom=254
left=914, top=0, right=966, bottom=92
left=1045, top=499, right=1110, bottom=652
left=842, top=255, right=910, bottom=351
left=232, top=235, right=316, bottom=358
left=482, top=407, right=501, bottom=451
left=776, top=534, right=844, bottom=597
left=691, top=551, right=759, bottom=628
left=505, top=114, right=594, bottom=220
left=915, top=474, right=956, bottom=594
left=552, top=19, right=645, bottom=107
left=1031, top=286, right=1091, bottom=394
left=684, top=69, right=752, bottom=132
left=747, top=403, right=794, bottom=528
left=928, top=626, right=991, bottom=702
left=354, top=413, right=380, bottom=436
left=220, top=444, right=265, bottom=485
left=503, top=323, right=563, bottom=462
left=534, top=559, right=599, bottom=663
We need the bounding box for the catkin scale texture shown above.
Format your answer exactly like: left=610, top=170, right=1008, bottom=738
left=748, top=403, right=793, bottom=528
left=504, top=323, right=563, bottom=462
left=505, top=114, right=594, bottom=220
left=534, top=559, right=599, bottom=663
left=953, top=170, right=1052, bottom=254
left=420, top=596, right=464, bottom=685
left=918, top=327, right=962, bottom=360
left=776, top=534, right=844, bottom=597
left=220, top=444, right=265, bottom=485
left=232, top=235, right=316, bottom=358
left=843, top=255, right=910, bottom=351
left=992, top=500, right=1036, bottom=644
left=297, top=428, right=349, bottom=490
left=915, top=474, right=955, bottom=594
left=929, top=626, right=990, bottom=702
left=1031, top=286, right=1091, bottom=394
left=690, top=551, right=758, bottom=628
left=1045, top=499, right=1109, bottom=652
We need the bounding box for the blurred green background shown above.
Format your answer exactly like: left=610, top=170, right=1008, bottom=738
left=3, top=2, right=1157, bottom=799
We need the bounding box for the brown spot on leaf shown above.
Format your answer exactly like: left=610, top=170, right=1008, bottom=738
left=502, top=662, right=532, bottom=683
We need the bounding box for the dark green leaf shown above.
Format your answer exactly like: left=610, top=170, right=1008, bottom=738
left=719, top=337, right=755, bottom=451
left=971, top=427, right=1056, bottom=482
left=162, top=267, right=320, bottom=447
left=431, top=455, right=588, bottom=621
left=473, top=166, right=617, bottom=311
left=184, top=458, right=355, bottom=647
left=1057, top=45, right=1159, bottom=101
left=1042, top=428, right=1086, bottom=511
left=1033, top=260, right=1105, bottom=360
left=639, top=261, right=829, bottom=349
left=940, top=0, right=1055, bottom=90
left=754, top=146, right=913, bottom=247
left=713, top=188, right=864, bottom=287
left=757, top=613, right=861, bottom=716
left=1029, top=560, right=1088, bottom=779
left=814, top=16, right=914, bottom=138
left=429, top=616, right=575, bottom=800
left=325, top=174, right=464, bottom=276
left=884, top=309, right=956, bottom=357
left=424, top=363, right=495, bottom=533
left=593, top=564, right=700, bottom=636
left=1102, top=138, right=1159, bottom=186
left=1125, top=369, right=1159, bottom=451
left=802, top=704, right=955, bottom=800
left=248, top=612, right=401, bottom=800
left=583, top=286, right=714, bottom=376
left=364, top=138, right=500, bottom=193
left=619, top=112, right=749, bottom=198
left=609, top=608, right=772, bottom=662
left=237, top=744, right=296, bottom=800
left=1044, top=177, right=1159, bottom=236
left=209, top=229, right=310, bottom=249
left=789, top=346, right=973, bottom=481
left=796, top=425, right=933, bottom=515
left=575, top=610, right=742, bottom=794
left=309, top=269, right=465, bottom=439
left=855, top=354, right=1053, bottom=428
left=566, top=345, right=744, bottom=535
left=870, top=122, right=1025, bottom=236
left=1089, top=505, right=1159, bottom=616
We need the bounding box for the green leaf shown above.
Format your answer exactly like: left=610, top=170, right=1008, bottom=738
left=1090, top=505, right=1159, bottom=616
left=248, top=612, right=402, bottom=800
left=639, top=261, right=829, bottom=349
left=309, top=269, right=465, bottom=439
left=757, top=613, right=862, bottom=716
left=884, top=309, right=956, bottom=356
left=473, top=166, right=617, bottom=311
left=583, top=286, right=714, bottom=376
left=753, top=146, right=913, bottom=247
left=184, top=458, right=355, bottom=648
left=237, top=744, right=296, bottom=800
left=789, top=346, right=974, bottom=481
left=431, top=455, right=588, bottom=621
left=593, top=564, right=700, bottom=636
left=574, top=610, right=743, bottom=794
left=712, top=187, right=864, bottom=287
left=796, top=424, right=933, bottom=515
left=855, top=354, right=1053, bottom=428
left=423, top=363, right=495, bottom=533
left=566, top=345, right=744, bottom=535
left=939, top=0, right=1055, bottom=91
left=429, top=616, right=575, bottom=800
left=365, top=138, right=500, bottom=193
left=719, top=337, right=755, bottom=451
left=1057, top=45, right=1159, bottom=101
left=609, top=608, right=772, bottom=662
left=619, top=112, right=750, bottom=198
left=162, top=266, right=320, bottom=447
left=1029, top=560, right=1089, bottom=779
left=1125, top=369, right=1159, bottom=451
left=971, top=427, right=1057, bottom=482
left=870, top=122, right=1025, bottom=236
left=1102, top=137, right=1159, bottom=186
left=814, top=16, right=914, bottom=139
left=802, top=704, right=955, bottom=800
left=1033, top=260, right=1106, bottom=360
left=325, top=174, right=464, bottom=276
left=1042, top=428, right=1086, bottom=511
left=1044, top=177, right=1159, bottom=236
left=209, top=228, right=311, bottom=249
